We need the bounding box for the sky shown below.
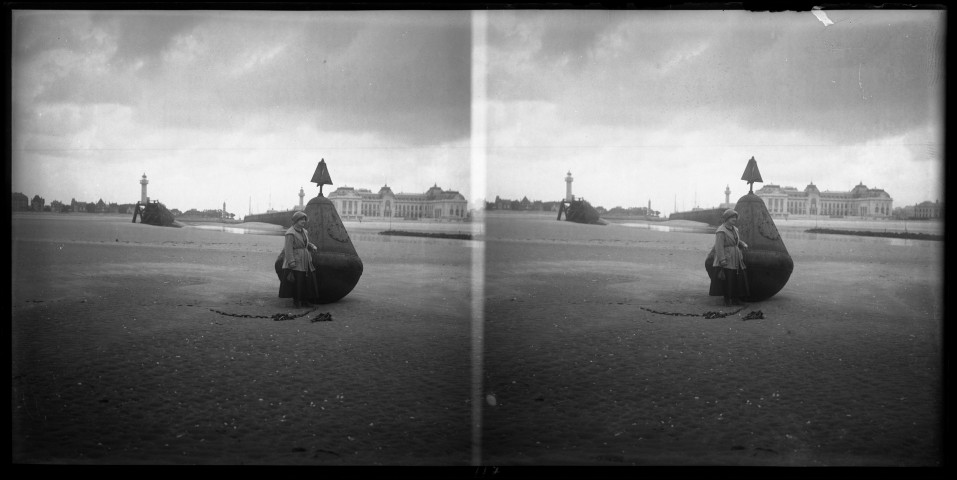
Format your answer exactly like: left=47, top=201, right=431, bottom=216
left=11, top=9, right=945, bottom=218
left=483, top=9, right=945, bottom=215
left=11, top=10, right=472, bottom=217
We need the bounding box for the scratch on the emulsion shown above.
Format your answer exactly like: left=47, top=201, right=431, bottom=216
left=811, top=7, right=834, bottom=27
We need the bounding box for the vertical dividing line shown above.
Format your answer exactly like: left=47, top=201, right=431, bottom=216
left=470, top=9, right=488, bottom=467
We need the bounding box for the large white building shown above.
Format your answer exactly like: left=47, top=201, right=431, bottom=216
left=754, top=181, right=893, bottom=218
left=328, top=183, right=469, bottom=221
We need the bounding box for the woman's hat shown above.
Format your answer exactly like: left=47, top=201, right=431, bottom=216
left=722, top=208, right=739, bottom=220
left=292, top=211, right=308, bottom=222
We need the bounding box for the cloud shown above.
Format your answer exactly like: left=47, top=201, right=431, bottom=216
left=91, top=11, right=206, bottom=71
left=488, top=10, right=944, bottom=145
left=485, top=87, right=941, bottom=212
left=11, top=9, right=942, bottom=214
left=11, top=11, right=473, bottom=214
left=13, top=11, right=472, bottom=150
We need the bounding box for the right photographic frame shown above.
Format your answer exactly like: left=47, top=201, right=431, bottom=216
left=476, top=8, right=945, bottom=466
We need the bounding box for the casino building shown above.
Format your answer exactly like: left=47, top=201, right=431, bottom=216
left=753, top=181, right=893, bottom=218
left=327, top=183, right=469, bottom=221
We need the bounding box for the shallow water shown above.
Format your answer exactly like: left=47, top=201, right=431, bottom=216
left=351, top=232, right=481, bottom=247
left=616, top=222, right=714, bottom=234
left=780, top=230, right=932, bottom=247
left=614, top=220, right=930, bottom=247
left=183, top=225, right=482, bottom=249
left=188, top=216, right=930, bottom=249
left=186, top=224, right=283, bottom=236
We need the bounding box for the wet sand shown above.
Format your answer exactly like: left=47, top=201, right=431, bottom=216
left=11, top=213, right=474, bottom=465
left=12, top=211, right=943, bottom=465
left=480, top=212, right=942, bottom=466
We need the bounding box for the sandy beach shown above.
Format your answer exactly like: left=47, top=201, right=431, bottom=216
left=11, top=212, right=475, bottom=465
left=480, top=212, right=942, bottom=466
left=11, top=211, right=943, bottom=465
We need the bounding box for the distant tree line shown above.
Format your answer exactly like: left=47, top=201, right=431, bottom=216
left=484, top=195, right=661, bottom=217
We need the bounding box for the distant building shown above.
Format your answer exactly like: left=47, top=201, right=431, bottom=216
left=12, top=192, right=29, bottom=211
left=31, top=194, right=45, bottom=212
left=490, top=196, right=511, bottom=210
left=140, top=174, right=149, bottom=203
left=753, top=181, right=893, bottom=218
left=328, top=183, right=468, bottom=221
left=913, top=199, right=943, bottom=219
left=565, top=171, right=574, bottom=202
left=71, top=199, right=89, bottom=213
left=719, top=185, right=735, bottom=209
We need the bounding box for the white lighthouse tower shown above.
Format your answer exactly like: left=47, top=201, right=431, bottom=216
left=298, top=187, right=305, bottom=210
left=140, top=173, right=149, bottom=203
left=565, top=171, right=574, bottom=202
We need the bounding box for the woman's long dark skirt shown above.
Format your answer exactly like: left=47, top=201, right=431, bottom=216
left=709, top=267, right=750, bottom=300
left=278, top=269, right=320, bottom=302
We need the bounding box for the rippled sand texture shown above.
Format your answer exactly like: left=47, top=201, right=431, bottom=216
left=11, top=213, right=473, bottom=465
left=480, top=212, right=942, bottom=466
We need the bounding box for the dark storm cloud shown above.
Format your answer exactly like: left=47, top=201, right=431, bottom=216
left=135, top=12, right=472, bottom=145
left=687, top=13, right=943, bottom=144
left=489, top=11, right=942, bottom=145
left=90, top=11, right=206, bottom=71
left=226, top=14, right=473, bottom=145
left=14, top=11, right=471, bottom=147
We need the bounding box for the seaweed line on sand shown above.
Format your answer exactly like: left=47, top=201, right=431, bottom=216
left=207, top=307, right=327, bottom=322
left=637, top=304, right=747, bottom=319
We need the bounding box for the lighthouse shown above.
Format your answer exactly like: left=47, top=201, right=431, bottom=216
left=299, top=186, right=305, bottom=210
left=565, top=171, right=574, bottom=202
left=140, top=173, right=149, bottom=203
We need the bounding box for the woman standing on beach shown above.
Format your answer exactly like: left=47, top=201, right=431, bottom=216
left=278, top=211, right=320, bottom=307
left=710, top=208, right=750, bottom=306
